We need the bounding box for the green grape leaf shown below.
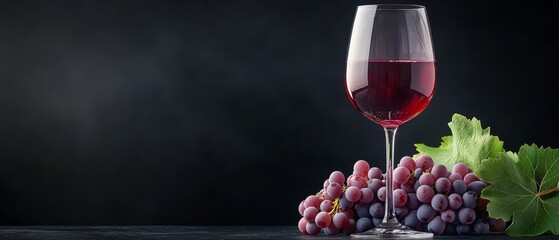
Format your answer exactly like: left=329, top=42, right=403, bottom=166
left=477, top=144, right=559, bottom=236
left=414, top=113, right=504, bottom=173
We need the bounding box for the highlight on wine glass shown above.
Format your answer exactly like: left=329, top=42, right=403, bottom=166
left=346, top=4, right=435, bottom=238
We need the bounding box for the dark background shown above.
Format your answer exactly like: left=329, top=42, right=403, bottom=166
left=0, top=0, right=557, bottom=225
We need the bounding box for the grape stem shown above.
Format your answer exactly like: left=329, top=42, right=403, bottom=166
left=328, top=198, right=340, bottom=217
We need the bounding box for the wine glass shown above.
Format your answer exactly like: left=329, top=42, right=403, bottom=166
left=345, top=4, right=435, bottom=238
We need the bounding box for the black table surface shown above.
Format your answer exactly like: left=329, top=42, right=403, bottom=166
left=0, top=226, right=556, bottom=239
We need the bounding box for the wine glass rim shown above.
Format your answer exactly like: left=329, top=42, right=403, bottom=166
left=358, top=4, right=425, bottom=10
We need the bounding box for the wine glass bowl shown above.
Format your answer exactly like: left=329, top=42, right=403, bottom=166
left=345, top=4, right=435, bottom=238
left=346, top=59, right=435, bottom=128
left=346, top=4, right=435, bottom=128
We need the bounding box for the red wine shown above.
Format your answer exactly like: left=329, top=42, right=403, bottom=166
left=346, top=60, right=435, bottom=128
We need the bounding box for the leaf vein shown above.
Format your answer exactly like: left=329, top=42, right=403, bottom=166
left=540, top=155, right=559, bottom=187
left=509, top=179, right=536, bottom=194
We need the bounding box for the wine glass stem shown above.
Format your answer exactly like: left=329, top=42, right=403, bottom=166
left=382, top=127, right=398, bottom=225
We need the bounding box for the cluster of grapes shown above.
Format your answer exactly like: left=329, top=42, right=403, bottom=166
left=392, top=155, right=505, bottom=234
left=297, top=160, right=382, bottom=235
left=297, top=156, right=507, bottom=235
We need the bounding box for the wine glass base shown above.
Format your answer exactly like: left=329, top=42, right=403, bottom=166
left=351, top=223, right=433, bottom=239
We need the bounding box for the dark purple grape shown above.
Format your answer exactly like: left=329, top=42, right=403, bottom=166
left=356, top=217, right=373, bottom=233
left=406, top=193, right=421, bottom=210
left=372, top=217, right=383, bottom=227
left=431, top=194, right=449, bottom=211
left=404, top=210, right=421, bottom=228
left=435, top=177, right=451, bottom=194
left=467, top=181, right=487, bottom=195
left=355, top=203, right=371, bottom=218
left=474, top=220, right=490, bottom=234
left=452, top=180, right=467, bottom=195
left=417, top=185, right=435, bottom=203
left=414, top=168, right=423, bottom=179
left=368, top=167, right=383, bottom=180
left=458, top=208, right=476, bottom=225
left=456, top=224, right=470, bottom=235
left=462, top=191, right=478, bottom=208
left=427, top=216, right=445, bottom=234
left=400, top=180, right=415, bottom=193
left=417, top=204, right=436, bottom=223
left=369, top=202, right=384, bottom=219
left=339, top=195, right=353, bottom=211
left=368, top=178, right=383, bottom=192
left=395, top=206, right=410, bottom=217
